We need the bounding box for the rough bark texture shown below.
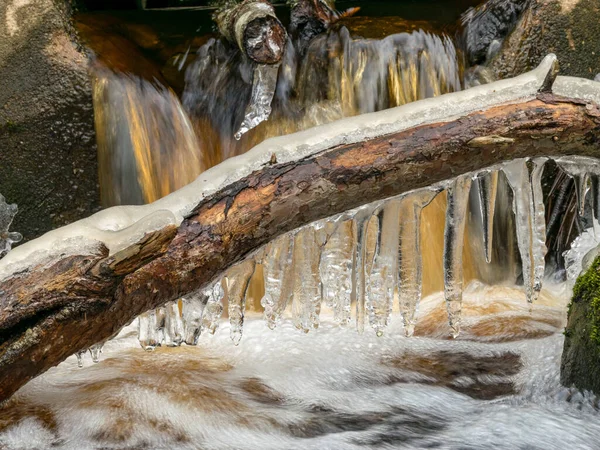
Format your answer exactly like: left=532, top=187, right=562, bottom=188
left=0, top=0, right=100, bottom=241
left=1, top=93, right=600, bottom=402
left=561, top=255, right=600, bottom=394
left=490, top=0, right=600, bottom=79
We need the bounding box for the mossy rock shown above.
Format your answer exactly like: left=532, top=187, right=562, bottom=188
left=561, top=255, right=600, bottom=394
left=490, top=0, right=600, bottom=79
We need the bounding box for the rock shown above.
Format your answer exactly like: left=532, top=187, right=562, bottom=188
left=489, top=0, right=600, bottom=79
left=0, top=0, right=99, bottom=242
left=561, top=255, right=600, bottom=394
left=461, top=0, right=530, bottom=65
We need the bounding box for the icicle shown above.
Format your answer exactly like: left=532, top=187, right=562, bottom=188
left=320, top=220, right=354, bottom=326
left=530, top=157, right=548, bottom=298
left=502, top=158, right=547, bottom=304
left=367, top=201, right=400, bottom=336
left=352, top=206, right=376, bottom=334
left=291, top=226, right=322, bottom=333
left=476, top=171, right=498, bottom=263
left=398, top=189, right=439, bottom=337
left=201, top=279, right=226, bottom=335
left=444, top=175, right=472, bottom=338
left=138, top=309, right=161, bottom=351
left=0, top=194, right=22, bottom=258
left=88, top=343, right=104, bottom=363
left=234, top=63, right=280, bottom=140
left=227, top=259, right=256, bottom=345
left=76, top=350, right=86, bottom=368
left=182, top=292, right=207, bottom=345
left=163, top=301, right=184, bottom=347
left=557, top=157, right=594, bottom=217
left=261, top=234, right=294, bottom=329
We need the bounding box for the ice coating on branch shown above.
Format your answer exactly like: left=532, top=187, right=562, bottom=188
left=291, top=226, right=322, bottom=333
left=554, top=76, right=600, bottom=106
left=201, top=280, right=226, bottom=335
left=262, top=234, right=294, bottom=329
left=182, top=293, right=207, bottom=345
left=398, top=189, right=439, bottom=337
left=502, top=158, right=547, bottom=304
left=320, top=220, right=354, bottom=326
left=367, top=201, right=399, bottom=336
left=234, top=63, right=280, bottom=140
left=352, top=206, right=378, bottom=334
left=227, top=259, right=256, bottom=345
left=444, top=175, right=472, bottom=338
left=0, top=194, right=22, bottom=258
left=0, top=55, right=561, bottom=281
left=476, top=171, right=498, bottom=263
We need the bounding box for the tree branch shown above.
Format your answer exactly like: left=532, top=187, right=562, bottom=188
left=1, top=66, right=600, bottom=402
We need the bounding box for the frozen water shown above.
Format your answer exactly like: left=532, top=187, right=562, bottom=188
left=227, top=259, right=256, bottom=345
left=443, top=175, right=472, bottom=337
left=475, top=171, right=498, bottom=263
left=398, top=189, right=439, bottom=336
left=234, top=63, right=280, bottom=140
left=0, top=55, right=561, bottom=281
left=0, top=194, right=22, bottom=258
left=503, top=158, right=547, bottom=303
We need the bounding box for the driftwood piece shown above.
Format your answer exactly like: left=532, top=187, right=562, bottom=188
left=0, top=92, right=599, bottom=402
left=214, top=0, right=287, bottom=64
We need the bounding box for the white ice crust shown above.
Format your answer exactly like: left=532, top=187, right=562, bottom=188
left=3, top=53, right=596, bottom=282
left=554, top=75, right=600, bottom=105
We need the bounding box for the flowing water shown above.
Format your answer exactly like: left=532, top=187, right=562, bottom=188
left=2, top=3, right=599, bottom=448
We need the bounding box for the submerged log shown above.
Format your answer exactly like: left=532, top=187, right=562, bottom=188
left=1, top=57, right=600, bottom=402
left=214, top=0, right=287, bottom=64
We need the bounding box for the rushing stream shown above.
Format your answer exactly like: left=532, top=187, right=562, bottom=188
left=2, top=0, right=600, bottom=448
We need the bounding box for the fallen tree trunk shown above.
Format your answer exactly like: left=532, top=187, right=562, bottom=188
left=1, top=58, right=600, bottom=401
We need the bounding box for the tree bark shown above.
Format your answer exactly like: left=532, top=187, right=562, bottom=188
left=1, top=93, right=600, bottom=402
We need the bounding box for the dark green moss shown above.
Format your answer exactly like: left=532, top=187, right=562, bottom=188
left=572, top=256, right=600, bottom=345
left=561, top=254, right=600, bottom=393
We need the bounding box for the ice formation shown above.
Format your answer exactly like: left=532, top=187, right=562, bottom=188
left=0, top=54, right=561, bottom=282
left=502, top=158, right=548, bottom=304
left=262, top=234, right=295, bottom=329
left=476, top=171, right=498, bottom=263
left=443, top=175, right=472, bottom=338
left=291, top=226, right=322, bottom=332
left=398, top=189, right=439, bottom=336
left=226, top=259, right=256, bottom=345
left=367, top=202, right=399, bottom=336
left=320, top=220, right=354, bottom=326
left=0, top=194, right=22, bottom=258
left=234, top=63, right=280, bottom=140
left=113, top=155, right=600, bottom=350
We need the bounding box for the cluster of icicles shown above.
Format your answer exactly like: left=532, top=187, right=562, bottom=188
left=72, top=155, right=600, bottom=363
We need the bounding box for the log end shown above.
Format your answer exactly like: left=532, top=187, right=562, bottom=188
left=243, top=15, right=286, bottom=64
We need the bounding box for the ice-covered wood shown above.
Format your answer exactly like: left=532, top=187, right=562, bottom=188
left=1, top=56, right=600, bottom=402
